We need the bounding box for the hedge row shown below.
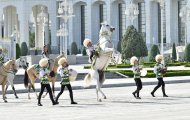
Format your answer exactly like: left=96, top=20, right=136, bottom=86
left=84, top=63, right=190, bottom=69
left=111, top=70, right=190, bottom=78
left=84, top=64, right=132, bottom=69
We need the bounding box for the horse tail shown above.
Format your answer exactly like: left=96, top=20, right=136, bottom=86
left=24, top=70, right=29, bottom=88
left=98, top=70, right=105, bottom=85
left=84, top=73, right=92, bottom=87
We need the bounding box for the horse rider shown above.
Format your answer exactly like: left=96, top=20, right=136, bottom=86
left=37, top=58, right=58, bottom=106
left=55, top=58, right=77, bottom=104
left=151, top=54, right=168, bottom=97
left=131, top=56, right=143, bottom=99
left=83, top=38, right=100, bottom=63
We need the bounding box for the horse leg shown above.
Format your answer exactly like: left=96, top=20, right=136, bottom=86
left=2, top=81, right=8, bottom=103
left=4, top=82, right=9, bottom=99
left=31, top=84, right=38, bottom=99
left=99, top=72, right=106, bottom=99
left=91, top=70, right=101, bottom=102
left=28, top=84, right=31, bottom=99
left=12, top=86, right=19, bottom=99
left=52, top=80, right=55, bottom=98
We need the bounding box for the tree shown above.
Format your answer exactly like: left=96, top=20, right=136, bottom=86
left=82, top=47, right=87, bottom=56
left=71, top=42, right=78, bottom=55
left=21, top=42, right=28, bottom=56
left=172, top=43, right=177, bottom=61
left=149, top=44, right=160, bottom=62
left=67, top=49, right=70, bottom=55
left=121, top=25, right=148, bottom=61
left=184, top=44, right=190, bottom=62
left=29, top=32, right=35, bottom=48
left=117, top=40, right=121, bottom=53
left=16, top=43, right=21, bottom=59
left=78, top=49, right=81, bottom=54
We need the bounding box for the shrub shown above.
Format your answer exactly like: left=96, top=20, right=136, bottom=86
left=67, top=49, right=70, bottom=55
left=21, top=42, right=28, bottom=56
left=115, top=70, right=190, bottom=78
left=82, top=47, right=87, bottom=56
left=149, top=44, right=160, bottom=62
left=16, top=43, right=21, bottom=59
left=172, top=43, right=177, bottom=61
left=71, top=42, right=78, bottom=55
left=184, top=44, right=190, bottom=62
left=117, top=40, right=121, bottom=53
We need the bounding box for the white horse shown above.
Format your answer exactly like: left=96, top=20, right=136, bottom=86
left=5, top=57, right=28, bottom=98
left=84, top=22, right=115, bottom=102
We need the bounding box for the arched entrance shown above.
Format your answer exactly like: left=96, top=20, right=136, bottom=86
left=91, top=1, right=107, bottom=43
left=73, top=1, right=87, bottom=50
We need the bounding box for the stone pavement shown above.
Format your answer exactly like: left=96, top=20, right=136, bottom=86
left=0, top=83, right=190, bottom=120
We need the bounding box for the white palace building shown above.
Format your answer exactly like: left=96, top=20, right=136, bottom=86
left=0, top=0, right=189, bottom=54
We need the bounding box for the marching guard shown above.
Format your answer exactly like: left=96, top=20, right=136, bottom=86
left=130, top=56, right=143, bottom=99
left=151, top=54, right=168, bottom=97
left=55, top=58, right=77, bottom=104
left=37, top=58, right=58, bottom=106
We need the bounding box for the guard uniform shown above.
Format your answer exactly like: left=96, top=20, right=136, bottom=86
left=151, top=62, right=168, bottom=97
left=132, top=65, right=142, bottom=99
left=38, top=65, right=57, bottom=106
left=55, top=66, right=77, bottom=104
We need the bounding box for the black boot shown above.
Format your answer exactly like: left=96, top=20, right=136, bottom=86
left=162, top=86, right=168, bottom=97
left=136, top=91, right=141, bottom=99
left=132, top=92, right=136, bottom=98
left=151, top=86, right=160, bottom=97
left=151, top=92, right=155, bottom=97
left=71, top=101, right=78, bottom=104
left=38, top=103, right=43, bottom=106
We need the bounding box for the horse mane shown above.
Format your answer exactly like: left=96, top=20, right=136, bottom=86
left=4, top=60, right=13, bottom=66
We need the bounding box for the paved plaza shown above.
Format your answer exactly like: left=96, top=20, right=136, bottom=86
left=0, top=82, right=190, bottom=120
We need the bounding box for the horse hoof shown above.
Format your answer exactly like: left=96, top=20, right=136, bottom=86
left=4, top=100, right=8, bottom=103
left=104, top=96, right=107, bottom=99
left=98, top=99, right=102, bottom=102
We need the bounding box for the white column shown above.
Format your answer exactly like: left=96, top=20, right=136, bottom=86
left=165, top=0, right=171, bottom=44
left=86, top=1, right=92, bottom=40
left=125, top=0, right=131, bottom=28
left=44, top=22, right=49, bottom=45
left=68, top=8, right=74, bottom=51
left=4, top=9, right=8, bottom=38
left=49, top=2, right=58, bottom=53
left=145, top=0, right=152, bottom=45
left=0, top=11, right=3, bottom=38
left=18, top=8, right=29, bottom=46
left=187, top=17, right=190, bottom=43
left=108, top=1, right=118, bottom=46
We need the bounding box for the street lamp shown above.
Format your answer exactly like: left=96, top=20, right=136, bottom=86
left=125, top=0, right=139, bottom=25
left=158, top=0, right=165, bottom=61
left=179, top=5, right=190, bottom=46
left=11, top=25, right=18, bottom=59
left=57, top=0, right=74, bottom=56
left=37, top=6, right=48, bottom=47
